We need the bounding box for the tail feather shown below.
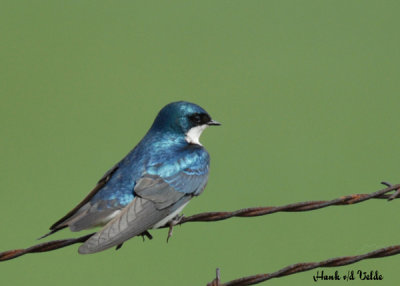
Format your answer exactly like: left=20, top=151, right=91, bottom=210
left=38, top=225, right=68, bottom=240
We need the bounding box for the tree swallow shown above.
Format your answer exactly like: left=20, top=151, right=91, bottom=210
left=41, top=101, right=220, bottom=254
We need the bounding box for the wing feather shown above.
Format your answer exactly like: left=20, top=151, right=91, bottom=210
left=42, top=164, right=119, bottom=238
left=78, top=174, right=190, bottom=254
left=79, top=196, right=190, bottom=254
left=78, top=150, right=210, bottom=254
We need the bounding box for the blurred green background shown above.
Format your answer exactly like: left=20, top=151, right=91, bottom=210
left=1, top=1, right=400, bottom=285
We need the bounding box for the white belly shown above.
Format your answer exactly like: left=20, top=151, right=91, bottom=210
left=152, top=201, right=190, bottom=229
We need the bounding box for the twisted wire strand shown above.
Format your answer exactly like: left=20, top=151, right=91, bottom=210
left=1, top=183, right=399, bottom=262
left=180, top=183, right=400, bottom=224
left=0, top=233, right=94, bottom=261
left=207, top=244, right=400, bottom=286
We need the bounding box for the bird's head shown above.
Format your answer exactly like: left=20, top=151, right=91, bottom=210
left=150, top=101, right=221, bottom=145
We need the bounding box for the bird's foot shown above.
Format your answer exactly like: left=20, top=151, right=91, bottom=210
left=167, top=215, right=184, bottom=243
left=140, top=230, right=153, bottom=242
left=381, top=181, right=400, bottom=201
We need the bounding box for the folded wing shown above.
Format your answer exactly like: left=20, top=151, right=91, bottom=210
left=78, top=174, right=192, bottom=254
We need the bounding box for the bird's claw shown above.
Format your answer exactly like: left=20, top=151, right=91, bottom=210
left=140, top=230, right=153, bottom=242
left=381, top=181, right=400, bottom=201
left=118, top=231, right=152, bottom=247
left=167, top=215, right=184, bottom=243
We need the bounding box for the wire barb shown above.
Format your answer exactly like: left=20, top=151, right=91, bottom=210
left=208, top=268, right=221, bottom=286
left=381, top=181, right=400, bottom=200
left=207, top=244, right=400, bottom=285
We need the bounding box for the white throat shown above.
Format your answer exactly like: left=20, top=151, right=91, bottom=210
left=185, top=124, right=208, bottom=145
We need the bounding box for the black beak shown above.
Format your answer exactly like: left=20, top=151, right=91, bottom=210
left=207, top=119, right=221, bottom=126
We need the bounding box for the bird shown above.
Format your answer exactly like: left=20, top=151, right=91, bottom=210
left=39, top=101, right=220, bottom=254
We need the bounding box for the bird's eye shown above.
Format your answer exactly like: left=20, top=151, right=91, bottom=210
left=200, top=113, right=211, bottom=123
left=189, top=113, right=211, bottom=125
left=190, top=114, right=202, bottom=124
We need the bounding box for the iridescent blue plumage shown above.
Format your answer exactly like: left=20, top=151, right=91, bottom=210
left=89, top=102, right=211, bottom=205
left=45, top=101, right=220, bottom=254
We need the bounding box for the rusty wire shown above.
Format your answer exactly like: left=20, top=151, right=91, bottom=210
left=1, top=182, right=399, bottom=262
left=207, top=244, right=400, bottom=285
left=0, top=233, right=95, bottom=261
left=179, top=182, right=400, bottom=224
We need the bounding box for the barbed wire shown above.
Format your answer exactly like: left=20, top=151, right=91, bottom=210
left=178, top=182, right=400, bottom=224
left=0, top=233, right=95, bottom=261
left=207, top=244, right=400, bottom=285
left=1, top=182, right=399, bottom=262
